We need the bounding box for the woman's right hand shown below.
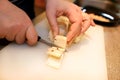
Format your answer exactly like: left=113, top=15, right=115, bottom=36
left=0, top=0, right=38, bottom=46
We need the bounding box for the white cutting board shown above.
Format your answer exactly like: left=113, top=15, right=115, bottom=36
left=0, top=18, right=108, bottom=80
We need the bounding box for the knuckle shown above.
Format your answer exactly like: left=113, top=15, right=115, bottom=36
left=6, top=35, right=14, bottom=41
left=16, top=40, right=24, bottom=44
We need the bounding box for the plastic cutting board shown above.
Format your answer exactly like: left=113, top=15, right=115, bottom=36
left=0, top=18, right=108, bottom=80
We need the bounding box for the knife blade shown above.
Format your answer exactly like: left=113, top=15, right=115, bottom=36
left=37, top=36, right=60, bottom=48
left=0, top=36, right=61, bottom=49
left=38, top=36, right=67, bottom=52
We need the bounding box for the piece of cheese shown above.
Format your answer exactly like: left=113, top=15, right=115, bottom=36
left=48, top=28, right=66, bottom=42
left=47, top=16, right=69, bottom=69
left=54, top=35, right=67, bottom=49
left=47, top=47, right=65, bottom=58
left=46, top=16, right=84, bottom=69
left=57, top=16, right=70, bottom=32
left=48, top=16, right=70, bottom=41
left=47, top=35, right=67, bottom=69
left=47, top=53, right=64, bottom=69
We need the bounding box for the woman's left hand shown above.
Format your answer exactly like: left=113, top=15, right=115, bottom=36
left=45, top=0, right=95, bottom=44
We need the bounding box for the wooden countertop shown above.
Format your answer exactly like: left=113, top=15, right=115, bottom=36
left=104, top=25, right=120, bottom=80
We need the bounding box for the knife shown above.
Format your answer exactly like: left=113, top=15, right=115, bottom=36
left=38, top=36, right=67, bottom=52
left=37, top=36, right=60, bottom=48
left=0, top=36, right=60, bottom=48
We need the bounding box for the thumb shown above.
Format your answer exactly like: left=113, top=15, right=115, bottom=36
left=26, top=25, right=38, bottom=46
left=46, top=10, right=59, bottom=37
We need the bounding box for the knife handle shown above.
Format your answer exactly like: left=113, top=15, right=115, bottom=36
left=0, top=38, right=11, bottom=46
left=37, top=36, right=41, bottom=41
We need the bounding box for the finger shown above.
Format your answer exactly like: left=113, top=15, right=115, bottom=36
left=66, top=6, right=82, bottom=24
left=46, top=9, right=59, bottom=37
left=0, top=32, right=5, bottom=39
left=81, top=13, right=96, bottom=33
left=89, top=14, right=96, bottom=26
left=91, top=18, right=96, bottom=26
left=6, top=34, right=15, bottom=41
left=15, top=27, right=27, bottom=44
left=81, top=13, right=91, bottom=33
left=67, top=24, right=81, bottom=45
left=67, top=30, right=80, bottom=45
left=5, top=28, right=16, bottom=41
left=66, top=7, right=82, bottom=43
left=26, top=25, right=38, bottom=46
left=67, top=22, right=81, bottom=43
left=81, top=18, right=91, bottom=33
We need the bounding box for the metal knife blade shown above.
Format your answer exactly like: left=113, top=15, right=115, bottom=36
left=38, top=36, right=67, bottom=52
left=38, top=36, right=60, bottom=48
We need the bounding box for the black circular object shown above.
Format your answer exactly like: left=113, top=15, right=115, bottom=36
left=82, top=6, right=120, bottom=26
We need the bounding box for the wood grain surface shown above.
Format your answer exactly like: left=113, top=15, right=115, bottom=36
left=104, top=25, right=120, bottom=80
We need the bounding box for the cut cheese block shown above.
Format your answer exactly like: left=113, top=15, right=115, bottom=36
left=47, top=54, right=64, bottom=69
left=53, top=35, right=67, bottom=49
left=47, top=16, right=70, bottom=69
left=47, top=47, right=65, bottom=58
left=48, top=16, right=70, bottom=41
left=57, top=16, right=70, bottom=32
left=47, top=35, right=67, bottom=68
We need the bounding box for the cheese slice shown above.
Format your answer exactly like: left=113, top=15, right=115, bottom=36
left=48, top=16, right=70, bottom=41
left=46, top=16, right=84, bottom=69
left=54, top=35, right=67, bottom=49
left=57, top=16, right=70, bottom=32
left=47, top=35, right=67, bottom=69
left=47, top=53, right=64, bottom=69
left=47, top=47, right=65, bottom=58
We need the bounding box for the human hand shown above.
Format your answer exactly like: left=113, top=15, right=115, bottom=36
left=45, top=0, right=95, bottom=44
left=0, top=0, right=38, bottom=45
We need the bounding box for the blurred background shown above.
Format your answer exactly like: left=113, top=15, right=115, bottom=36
left=74, top=0, right=120, bottom=17
left=34, top=0, right=120, bottom=18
